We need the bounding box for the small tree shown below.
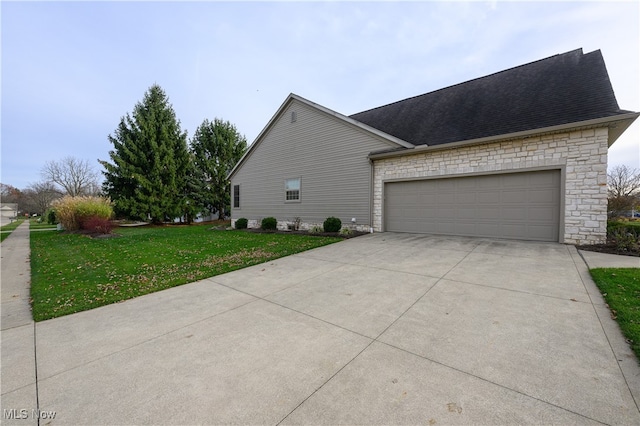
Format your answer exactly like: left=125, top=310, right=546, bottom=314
left=190, top=118, right=247, bottom=220
left=607, top=165, right=640, bottom=218
left=41, top=157, right=99, bottom=196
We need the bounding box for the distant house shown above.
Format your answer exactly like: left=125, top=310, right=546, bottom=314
left=229, top=49, right=638, bottom=244
left=0, top=203, right=19, bottom=221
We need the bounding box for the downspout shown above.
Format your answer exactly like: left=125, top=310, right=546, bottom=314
left=369, top=158, right=374, bottom=233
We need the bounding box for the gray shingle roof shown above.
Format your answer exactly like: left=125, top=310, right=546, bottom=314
left=350, top=49, right=627, bottom=146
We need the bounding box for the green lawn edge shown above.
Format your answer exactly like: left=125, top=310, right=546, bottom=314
left=590, top=267, right=640, bottom=360
left=30, top=225, right=342, bottom=321
left=0, top=219, right=25, bottom=242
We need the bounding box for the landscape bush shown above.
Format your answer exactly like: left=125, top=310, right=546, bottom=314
left=323, top=216, right=342, bottom=233
left=261, top=217, right=277, bottom=230
left=81, top=216, right=114, bottom=234
left=339, top=227, right=353, bottom=236
left=235, top=218, right=248, bottom=229
left=309, top=224, right=324, bottom=234
left=608, top=223, right=640, bottom=253
left=52, top=196, right=114, bottom=231
left=45, top=209, right=57, bottom=225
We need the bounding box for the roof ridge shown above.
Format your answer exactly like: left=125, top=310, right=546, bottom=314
left=350, top=48, right=586, bottom=117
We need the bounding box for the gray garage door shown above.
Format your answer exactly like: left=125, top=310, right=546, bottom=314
left=384, top=170, right=561, bottom=241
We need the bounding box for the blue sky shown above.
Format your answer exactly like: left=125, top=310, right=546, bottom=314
left=2, top=0, right=639, bottom=190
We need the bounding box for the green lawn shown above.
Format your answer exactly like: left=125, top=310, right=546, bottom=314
left=0, top=219, right=25, bottom=242
left=30, top=219, right=58, bottom=230
left=590, top=268, right=640, bottom=360
left=30, top=225, right=342, bottom=321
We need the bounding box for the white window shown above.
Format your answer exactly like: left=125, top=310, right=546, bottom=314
left=285, top=178, right=300, bottom=201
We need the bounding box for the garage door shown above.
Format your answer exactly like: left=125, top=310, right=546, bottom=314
left=384, top=170, right=560, bottom=241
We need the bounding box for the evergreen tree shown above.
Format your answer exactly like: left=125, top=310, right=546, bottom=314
left=190, top=118, right=247, bottom=219
left=100, top=84, right=190, bottom=223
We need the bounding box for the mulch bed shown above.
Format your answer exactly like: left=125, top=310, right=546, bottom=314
left=576, top=243, right=639, bottom=257
left=233, top=228, right=370, bottom=239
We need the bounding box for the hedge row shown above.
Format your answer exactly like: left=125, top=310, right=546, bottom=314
left=234, top=216, right=343, bottom=232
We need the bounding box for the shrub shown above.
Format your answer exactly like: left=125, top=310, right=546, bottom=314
left=609, top=226, right=640, bottom=253
left=52, top=196, right=113, bottom=231
left=323, top=216, right=342, bottom=233
left=261, top=217, right=277, bottom=230
left=309, top=224, right=323, bottom=234
left=339, top=227, right=353, bottom=236
left=45, top=209, right=57, bottom=224
left=235, top=218, right=248, bottom=229
left=81, top=216, right=114, bottom=234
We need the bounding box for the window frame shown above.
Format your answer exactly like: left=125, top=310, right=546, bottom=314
left=233, top=184, right=240, bottom=209
left=284, top=178, right=301, bottom=203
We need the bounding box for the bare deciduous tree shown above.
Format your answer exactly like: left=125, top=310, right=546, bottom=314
left=23, top=181, right=62, bottom=215
left=41, top=157, right=99, bottom=196
left=0, top=183, right=22, bottom=204
left=607, top=165, right=640, bottom=217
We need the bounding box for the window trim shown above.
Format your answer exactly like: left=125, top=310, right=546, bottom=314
left=284, top=178, right=301, bottom=203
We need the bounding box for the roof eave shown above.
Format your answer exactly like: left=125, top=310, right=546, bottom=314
left=368, top=112, right=640, bottom=161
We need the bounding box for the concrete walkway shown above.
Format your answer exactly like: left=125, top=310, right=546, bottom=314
left=580, top=249, right=640, bottom=268
left=1, top=221, right=33, bottom=329
left=1, top=229, right=639, bottom=425
left=1, top=221, right=37, bottom=425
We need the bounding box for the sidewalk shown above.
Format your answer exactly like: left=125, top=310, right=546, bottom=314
left=1, top=220, right=37, bottom=426
left=579, top=249, right=640, bottom=268
left=1, top=220, right=33, bottom=329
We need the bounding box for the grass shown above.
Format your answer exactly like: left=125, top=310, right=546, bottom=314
left=0, top=218, right=25, bottom=242
left=609, top=220, right=640, bottom=231
left=30, top=219, right=58, bottom=230
left=30, top=225, right=342, bottom=321
left=590, top=268, right=640, bottom=360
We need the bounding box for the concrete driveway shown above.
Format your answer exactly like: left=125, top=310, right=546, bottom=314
left=2, top=233, right=639, bottom=424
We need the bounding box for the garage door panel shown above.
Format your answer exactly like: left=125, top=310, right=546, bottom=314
left=502, top=206, right=529, bottom=220
left=455, top=192, right=476, bottom=203
left=475, top=223, right=501, bottom=237
left=475, top=207, right=501, bottom=220
left=384, top=170, right=560, bottom=242
left=502, top=190, right=529, bottom=203
left=502, top=174, right=529, bottom=187
left=528, top=225, right=556, bottom=240
left=458, top=209, right=478, bottom=220
left=437, top=180, right=456, bottom=191
left=529, top=189, right=559, bottom=203
left=476, top=192, right=502, bottom=204
left=529, top=206, right=557, bottom=221
left=477, top=175, right=502, bottom=188
left=501, top=223, right=527, bottom=237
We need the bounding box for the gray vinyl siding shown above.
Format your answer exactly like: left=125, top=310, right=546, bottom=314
left=231, top=99, right=396, bottom=226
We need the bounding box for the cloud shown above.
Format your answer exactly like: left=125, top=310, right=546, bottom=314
left=1, top=1, right=638, bottom=189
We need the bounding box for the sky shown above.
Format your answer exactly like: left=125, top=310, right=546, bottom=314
left=1, top=0, right=639, bottom=191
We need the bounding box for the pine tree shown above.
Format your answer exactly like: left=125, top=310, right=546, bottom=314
left=190, top=118, right=247, bottom=220
left=100, top=84, right=190, bottom=223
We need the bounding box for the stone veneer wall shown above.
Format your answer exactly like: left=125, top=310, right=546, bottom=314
left=372, top=128, right=609, bottom=244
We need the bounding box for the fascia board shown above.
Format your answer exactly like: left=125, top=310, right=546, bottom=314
left=368, top=112, right=640, bottom=161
